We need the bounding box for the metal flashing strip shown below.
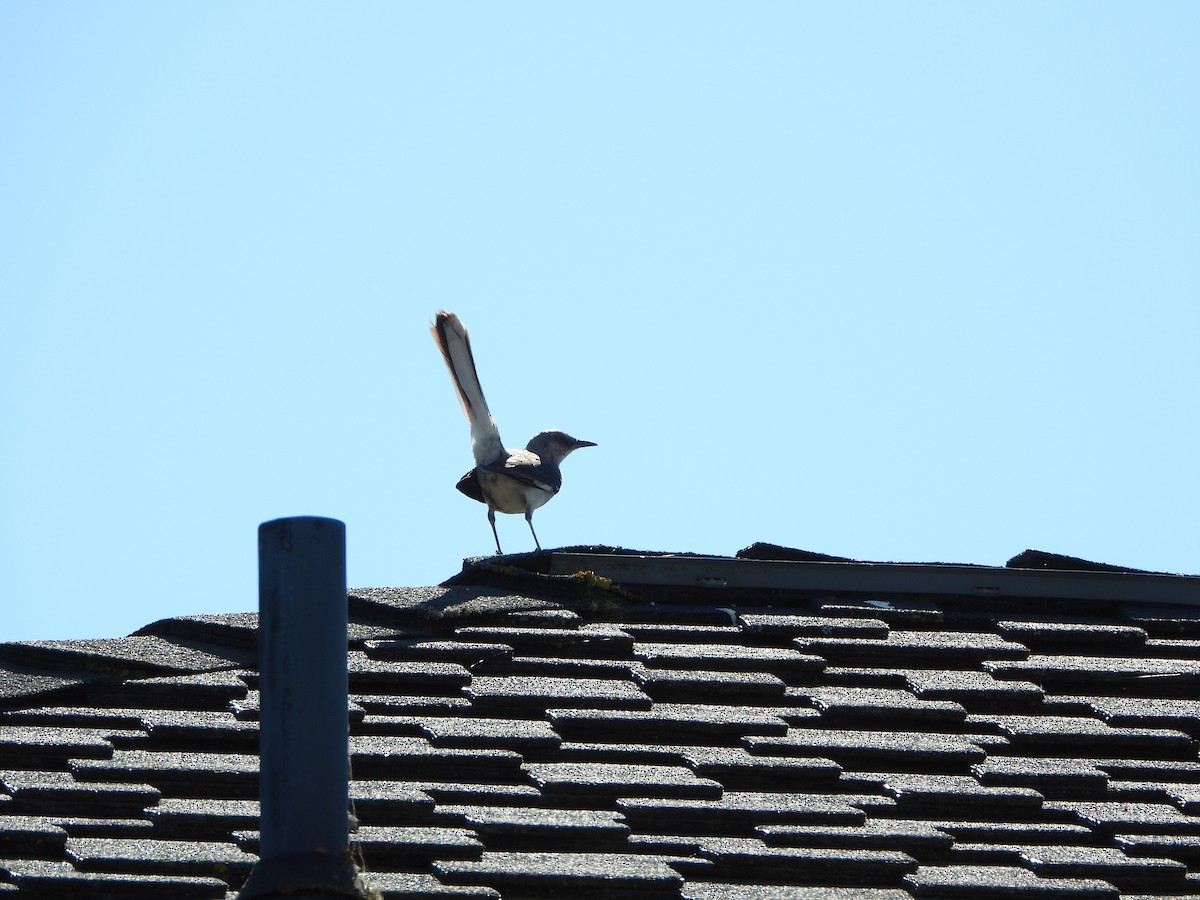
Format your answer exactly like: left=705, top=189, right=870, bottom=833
left=547, top=553, right=1200, bottom=607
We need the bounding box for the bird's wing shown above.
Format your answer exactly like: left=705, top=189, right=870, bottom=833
left=456, top=452, right=561, bottom=506
left=492, top=450, right=562, bottom=495
left=455, top=468, right=486, bottom=503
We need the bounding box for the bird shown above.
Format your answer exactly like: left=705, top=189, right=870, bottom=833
left=431, top=310, right=596, bottom=555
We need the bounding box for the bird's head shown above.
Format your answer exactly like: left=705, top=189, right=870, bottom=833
left=525, top=430, right=597, bottom=466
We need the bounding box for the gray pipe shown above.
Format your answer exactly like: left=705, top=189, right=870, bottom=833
left=238, top=515, right=362, bottom=899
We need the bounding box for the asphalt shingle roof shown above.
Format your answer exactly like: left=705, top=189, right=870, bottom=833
left=0, top=546, right=1198, bottom=899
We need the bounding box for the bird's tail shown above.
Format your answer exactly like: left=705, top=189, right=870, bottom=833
left=431, top=311, right=505, bottom=466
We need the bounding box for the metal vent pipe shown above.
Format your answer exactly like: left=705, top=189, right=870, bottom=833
left=238, top=516, right=362, bottom=899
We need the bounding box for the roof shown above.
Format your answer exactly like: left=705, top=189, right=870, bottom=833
left=1, top=544, right=1199, bottom=899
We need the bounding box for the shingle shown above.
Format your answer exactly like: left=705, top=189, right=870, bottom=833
left=633, top=666, right=788, bottom=703
left=86, top=670, right=249, bottom=711
left=1, top=770, right=160, bottom=818
left=1038, top=696, right=1101, bottom=717
left=627, top=833, right=703, bottom=856
left=834, top=771, right=893, bottom=794
left=349, top=737, right=524, bottom=783
left=757, top=820, right=953, bottom=855
left=1018, top=845, right=1188, bottom=891
left=930, top=821, right=1096, bottom=845
left=1044, top=800, right=1200, bottom=835
left=363, top=639, right=515, bottom=668
left=347, top=825, right=484, bottom=865
left=0, top=727, right=120, bottom=768
left=556, top=740, right=693, bottom=766
left=662, top=847, right=735, bottom=880
left=348, top=657, right=473, bottom=694
left=618, top=792, right=869, bottom=835
left=0, top=637, right=244, bottom=680
left=904, top=864, right=1119, bottom=898
left=435, top=805, right=629, bottom=849
left=1102, top=781, right=1200, bottom=813
left=616, top=623, right=747, bottom=644
left=0, top=815, right=67, bottom=857
left=466, top=675, right=651, bottom=713
left=1165, top=782, right=1200, bottom=813
left=359, top=715, right=561, bottom=754
left=356, top=870, right=501, bottom=899
left=145, top=797, right=260, bottom=840
left=986, top=655, right=1200, bottom=696
left=797, top=687, right=967, bottom=728
left=346, top=781, right=438, bottom=825
left=601, top=602, right=751, bottom=627
left=1066, top=696, right=1200, bottom=736
left=961, top=731, right=1012, bottom=753
left=779, top=706, right=825, bottom=727
left=874, top=773, right=1044, bottom=816
left=935, top=837, right=1034, bottom=864
left=904, top=670, right=1045, bottom=711
left=1, top=858, right=229, bottom=899
left=738, top=614, right=890, bottom=640
left=681, top=747, right=844, bottom=791
left=506, top=607, right=584, bottom=628
left=502, top=656, right=639, bottom=678
left=557, top=740, right=843, bottom=795
left=523, top=762, right=722, bottom=801
left=547, top=704, right=791, bottom=745
left=0, top=707, right=150, bottom=730
left=746, top=730, right=987, bottom=772
left=685, top=886, right=912, bottom=900
left=349, top=585, right=567, bottom=630
left=434, top=851, right=685, bottom=895
left=418, top=781, right=544, bottom=809
left=49, top=816, right=155, bottom=839
left=973, top=714, right=1197, bottom=759
left=64, top=836, right=256, bottom=882
left=1114, top=832, right=1200, bottom=867
left=1125, top=875, right=1200, bottom=900
left=137, top=710, right=257, bottom=751
left=994, top=620, right=1147, bottom=652
left=0, top=664, right=102, bottom=707
left=819, top=599, right=944, bottom=627
left=352, top=695, right=470, bottom=717
left=132, top=613, right=259, bottom=654
left=70, top=750, right=259, bottom=798
left=697, top=837, right=917, bottom=885
left=972, top=757, right=1109, bottom=798
left=1120, top=606, right=1200, bottom=639
left=820, top=666, right=911, bottom=689
left=794, top=631, right=1028, bottom=669
left=634, top=643, right=826, bottom=679
left=1143, top=637, right=1200, bottom=659
left=452, top=625, right=634, bottom=659
left=1099, top=780, right=1168, bottom=803
left=345, top=620, right=424, bottom=644
left=1090, top=757, right=1200, bottom=784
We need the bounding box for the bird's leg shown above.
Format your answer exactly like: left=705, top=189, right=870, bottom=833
left=525, top=508, right=542, bottom=552
left=487, top=507, right=503, bottom=555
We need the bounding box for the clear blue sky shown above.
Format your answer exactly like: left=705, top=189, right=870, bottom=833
left=3, top=4, right=1197, bottom=642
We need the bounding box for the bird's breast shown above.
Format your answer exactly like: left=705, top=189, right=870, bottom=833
left=477, top=467, right=555, bottom=514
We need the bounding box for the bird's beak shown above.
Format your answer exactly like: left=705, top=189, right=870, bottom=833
left=574, top=439, right=597, bottom=449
